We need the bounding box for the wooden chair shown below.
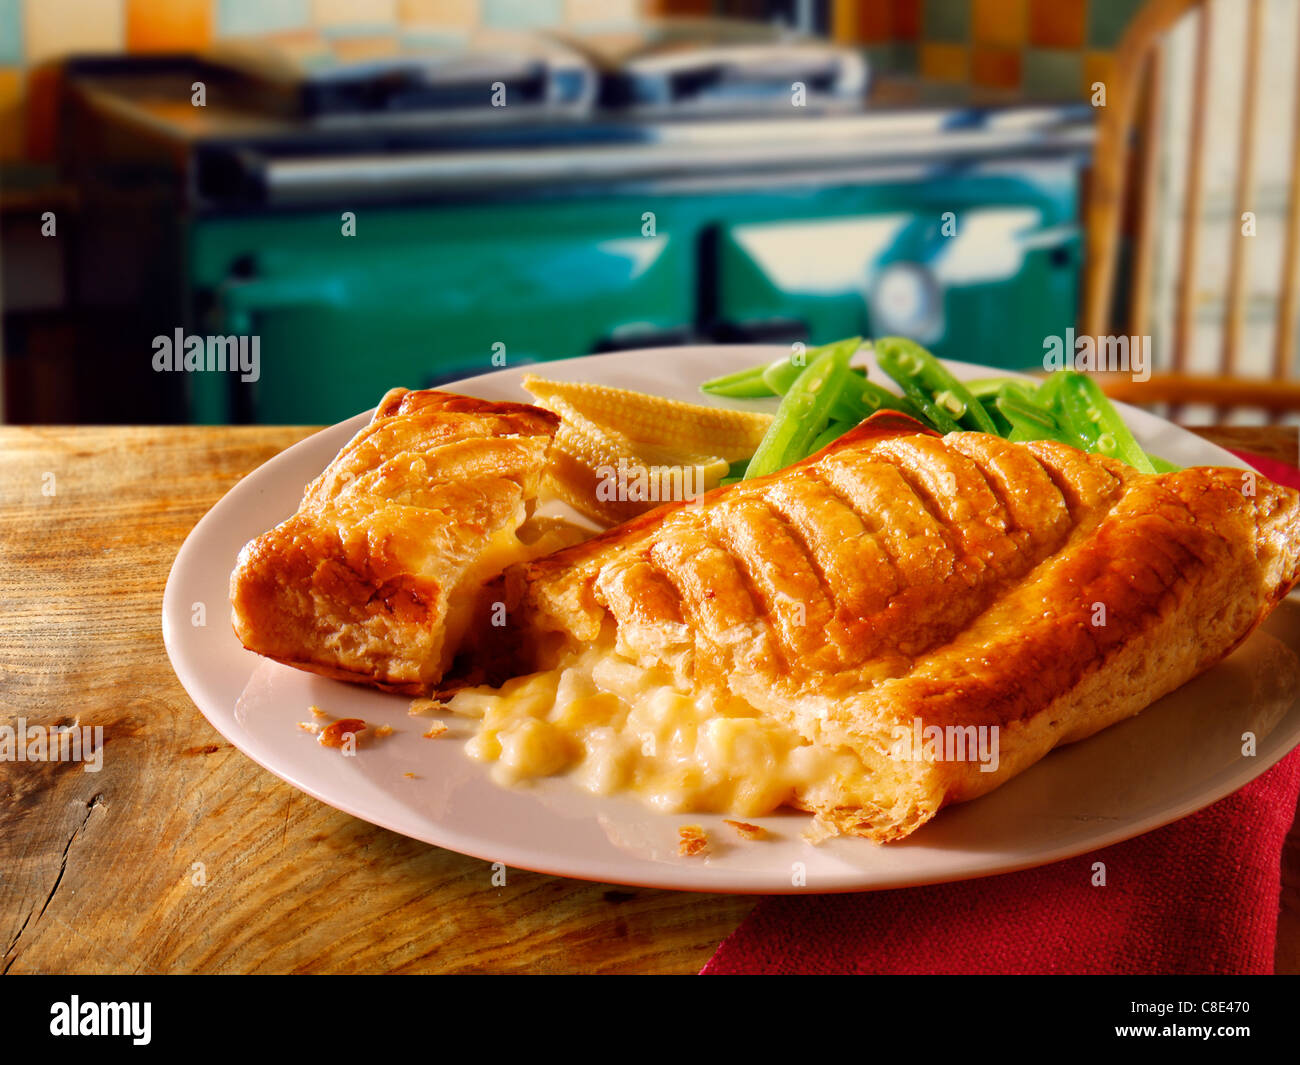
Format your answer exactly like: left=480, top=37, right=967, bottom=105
left=1083, top=0, right=1300, bottom=417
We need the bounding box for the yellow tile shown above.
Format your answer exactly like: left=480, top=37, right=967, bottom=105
left=1082, top=50, right=1113, bottom=98
left=398, top=0, right=479, bottom=29
left=24, top=0, right=124, bottom=63
left=972, top=0, right=1026, bottom=49
left=313, top=0, right=396, bottom=25
left=566, top=0, right=637, bottom=22
left=831, top=0, right=856, bottom=43
left=0, top=68, right=24, bottom=160
left=920, top=41, right=968, bottom=84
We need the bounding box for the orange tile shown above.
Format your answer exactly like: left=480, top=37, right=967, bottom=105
left=973, top=0, right=1026, bottom=48
left=1029, top=0, right=1085, bottom=49
left=891, top=0, right=920, bottom=40
left=831, top=0, right=856, bottom=42
left=126, top=0, right=211, bottom=52
left=971, top=44, right=1021, bottom=88
left=398, top=0, right=479, bottom=28
left=920, top=42, right=968, bottom=83
left=0, top=68, right=23, bottom=161
left=1082, top=49, right=1114, bottom=98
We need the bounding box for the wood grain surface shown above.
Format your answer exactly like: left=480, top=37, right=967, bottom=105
left=0, top=424, right=1297, bottom=975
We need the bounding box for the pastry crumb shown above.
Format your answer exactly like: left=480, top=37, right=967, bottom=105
left=317, top=718, right=367, bottom=749
left=309, top=705, right=330, bottom=719
left=724, top=819, right=767, bottom=841
left=678, top=824, right=709, bottom=857
left=422, top=721, right=449, bottom=739
left=403, top=772, right=418, bottom=779
left=373, top=724, right=394, bottom=737
left=802, top=815, right=837, bottom=845
left=297, top=721, right=320, bottom=734
left=408, top=697, right=444, bottom=717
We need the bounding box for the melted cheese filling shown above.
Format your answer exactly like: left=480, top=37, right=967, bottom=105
left=438, top=513, right=586, bottom=676
left=445, top=636, right=868, bottom=818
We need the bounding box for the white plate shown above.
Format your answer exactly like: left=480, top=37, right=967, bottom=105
left=162, top=347, right=1300, bottom=893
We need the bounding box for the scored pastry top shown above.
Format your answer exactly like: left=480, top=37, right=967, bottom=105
left=489, top=412, right=1300, bottom=721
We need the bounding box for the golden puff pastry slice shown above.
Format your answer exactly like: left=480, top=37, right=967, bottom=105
left=230, top=388, right=561, bottom=695
left=468, top=412, right=1300, bottom=841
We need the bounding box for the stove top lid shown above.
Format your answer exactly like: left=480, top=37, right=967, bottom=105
left=203, top=29, right=596, bottom=118
left=541, top=18, right=867, bottom=113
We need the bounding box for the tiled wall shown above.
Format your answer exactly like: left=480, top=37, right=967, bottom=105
left=0, top=0, right=643, bottom=160
left=832, top=0, right=1148, bottom=96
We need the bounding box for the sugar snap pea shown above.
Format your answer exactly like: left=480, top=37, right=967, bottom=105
left=874, top=336, right=999, bottom=434
left=1050, top=371, right=1155, bottom=473
left=744, top=340, right=856, bottom=480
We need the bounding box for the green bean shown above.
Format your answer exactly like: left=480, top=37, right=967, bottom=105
left=744, top=341, right=856, bottom=479
left=762, top=338, right=862, bottom=396
left=985, top=402, right=1013, bottom=437
left=874, top=348, right=961, bottom=432
left=994, top=389, right=1071, bottom=444
left=762, top=357, right=802, bottom=395
left=964, top=376, right=1036, bottom=402
left=1035, top=369, right=1067, bottom=408
left=699, top=364, right=777, bottom=398
left=809, top=419, right=857, bottom=454
left=874, top=336, right=1000, bottom=434
left=829, top=391, right=865, bottom=423
left=827, top=378, right=923, bottom=424
left=855, top=379, right=926, bottom=420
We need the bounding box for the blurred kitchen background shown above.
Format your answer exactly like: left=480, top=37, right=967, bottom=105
left=0, top=0, right=1296, bottom=425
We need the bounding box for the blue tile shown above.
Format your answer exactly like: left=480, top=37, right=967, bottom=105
left=0, top=0, right=22, bottom=66
left=217, top=0, right=310, bottom=37
left=482, top=0, right=564, bottom=30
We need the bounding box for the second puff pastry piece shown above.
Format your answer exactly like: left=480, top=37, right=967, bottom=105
left=230, top=388, right=562, bottom=694
left=472, top=412, right=1300, bottom=841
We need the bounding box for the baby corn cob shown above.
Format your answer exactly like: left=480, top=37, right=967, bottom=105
left=545, top=421, right=644, bottom=527
left=546, top=422, right=727, bottom=527
left=526, top=382, right=734, bottom=527
left=522, top=374, right=771, bottom=462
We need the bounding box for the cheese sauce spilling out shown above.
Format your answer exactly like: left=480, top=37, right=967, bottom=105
left=444, top=638, right=865, bottom=818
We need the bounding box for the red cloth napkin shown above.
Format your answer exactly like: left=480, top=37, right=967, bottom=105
left=703, top=448, right=1300, bottom=975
